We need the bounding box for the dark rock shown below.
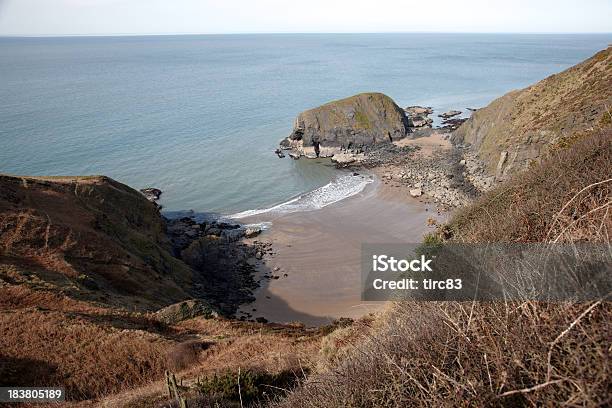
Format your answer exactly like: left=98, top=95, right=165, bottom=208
left=76, top=274, right=99, bottom=290
left=217, top=222, right=240, bottom=230
left=140, top=187, right=162, bottom=202
left=439, top=117, right=468, bottom=131
left=221, top=229, right=244, bottom=242
left=205, top=227, right=221, bottom=236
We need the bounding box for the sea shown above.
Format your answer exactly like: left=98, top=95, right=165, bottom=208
left=1, top=33, right=610, bottom=216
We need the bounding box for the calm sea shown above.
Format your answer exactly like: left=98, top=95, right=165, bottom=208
left=1, top=33, right=610, bottom=214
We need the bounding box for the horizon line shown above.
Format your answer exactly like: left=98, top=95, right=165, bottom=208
left=2, top=31, right=612, bottom=39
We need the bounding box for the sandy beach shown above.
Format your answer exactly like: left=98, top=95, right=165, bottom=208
left=239, top=174, right=447, bottom=326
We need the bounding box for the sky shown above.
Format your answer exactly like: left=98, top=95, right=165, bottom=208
left=0, top=0, right=611, bottom=36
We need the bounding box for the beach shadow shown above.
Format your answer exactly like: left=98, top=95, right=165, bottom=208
left=236, top=255, right=342, bottom=327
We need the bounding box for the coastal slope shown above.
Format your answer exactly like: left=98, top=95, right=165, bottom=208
left=453, top=46, right=612, bottom=178
left=280, top=92, right=410, bottom=158
left=0, top=174, right=194, bottom=309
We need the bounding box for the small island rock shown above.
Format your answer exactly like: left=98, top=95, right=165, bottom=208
left=280, top=93, right=410, bottom=158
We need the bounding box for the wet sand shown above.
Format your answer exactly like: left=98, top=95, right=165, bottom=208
left=239, top=175, right=446, bottom=326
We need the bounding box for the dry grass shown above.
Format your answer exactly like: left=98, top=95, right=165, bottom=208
left=0, top=289, right=176, bottom=400
left=278, top=301, right=610, bottom=407
left=0, top=259, right=328, bottom=406
left=274, top=131, right=612, bottom=407
left=0, top=280, right=326, bottom=405
left=451, top=129, right=611, bottom=243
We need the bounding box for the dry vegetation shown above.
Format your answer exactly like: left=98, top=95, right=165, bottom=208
left=0, top=279, right=174, bottom=400
left=0, top=273, right=327, bottom=407
left=451, top=128, right=611, bottom=243
left=0, top=174, right=332, bottom=407
left=274, top=130, right=611, bottom=407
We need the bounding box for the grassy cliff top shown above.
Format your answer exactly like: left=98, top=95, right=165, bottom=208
left=299, top=92, right=406, bottom=131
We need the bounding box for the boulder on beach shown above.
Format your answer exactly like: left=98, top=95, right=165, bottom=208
left=409, top=188, right=423, bottom=197
left=244, top=225, right=262, bottom=238
left=331, top=152, right=365, bottom=166
left=280, top=93, right=410, bottom=158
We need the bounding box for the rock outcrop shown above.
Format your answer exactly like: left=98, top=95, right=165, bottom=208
left=155, top=299, right=218, bottom=324
left=453, top=47, right=612, bottom=179
left=405, top=106, right=434, bottom=128
left=439, top=110, right=462, bottom=119
left=280, top=93, right=410, bottom=158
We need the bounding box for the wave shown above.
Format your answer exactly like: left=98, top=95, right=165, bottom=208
left=229, top=173, right=373, bottom=219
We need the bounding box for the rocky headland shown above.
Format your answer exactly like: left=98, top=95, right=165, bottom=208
left=279, top=92, right=410, bottom=159
left=0, top=174, right=268, bottom=318
left=275, top=47, right=612, bottom=209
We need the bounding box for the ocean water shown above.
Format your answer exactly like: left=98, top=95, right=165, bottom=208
left=1, top=33, right=610, bottom=214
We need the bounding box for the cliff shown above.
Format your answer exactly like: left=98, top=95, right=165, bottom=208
left=0, top=174, right=193, bottom=309
left=453, top=47, right=612, bottom=178
left=280, top=92, right=410, bottom=158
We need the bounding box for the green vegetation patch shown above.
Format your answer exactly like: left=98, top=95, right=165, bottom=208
left=354, top=110, right=371, bottom=129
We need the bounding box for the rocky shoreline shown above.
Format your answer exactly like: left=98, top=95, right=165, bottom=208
left=135, top=189, right=272, bottom=318
left=136, top=95, right=494, bottom=323
left=362, top=132, right=491, bottom=209
left=274, top=95, right=491, bottom=209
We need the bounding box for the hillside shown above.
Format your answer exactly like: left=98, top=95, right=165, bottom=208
left=453, top=46, right=612, bottom=178
left=0, top=174, right=193, bottom=309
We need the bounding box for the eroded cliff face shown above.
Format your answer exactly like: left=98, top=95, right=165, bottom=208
left=280, top=93, right=410, bottom=158
left=453, top=47, right=612, bottom=179
left=0, top=175, right=193, bottom=309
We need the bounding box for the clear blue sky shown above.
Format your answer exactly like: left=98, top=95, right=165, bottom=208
left=0, top=0, right=611, bottom=36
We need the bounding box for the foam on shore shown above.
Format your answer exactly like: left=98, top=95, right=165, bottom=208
left=229, top=173, right=373, bottom=219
